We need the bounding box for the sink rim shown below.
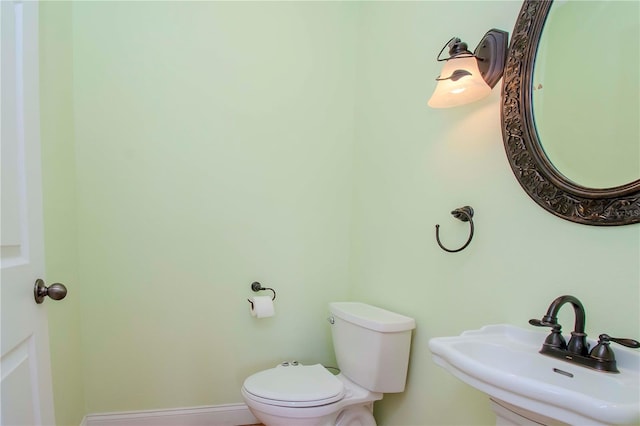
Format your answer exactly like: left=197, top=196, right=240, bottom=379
left=428, top=324, right=640, bottom=425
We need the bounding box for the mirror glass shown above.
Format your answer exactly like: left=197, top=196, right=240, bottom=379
left=532, top=0, right=639, bottom=189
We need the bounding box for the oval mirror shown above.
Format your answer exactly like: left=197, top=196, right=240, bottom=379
left=501, top=0, right=640, bottom=226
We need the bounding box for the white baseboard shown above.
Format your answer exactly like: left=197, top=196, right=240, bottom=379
left=83, top=403, right=258, bottom=426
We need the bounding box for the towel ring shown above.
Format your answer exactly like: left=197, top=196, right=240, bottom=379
left=247, top=281, right=276, bottom=309
left=435, top=206, right=474, bottom=253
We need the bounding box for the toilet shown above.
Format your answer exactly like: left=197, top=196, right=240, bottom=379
left=241, top=302, right=416, bottom=426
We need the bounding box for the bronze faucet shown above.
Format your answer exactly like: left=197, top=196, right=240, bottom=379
left=530, top=295, right=639, bottom=373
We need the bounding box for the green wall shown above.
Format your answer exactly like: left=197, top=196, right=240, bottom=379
left=349, top=2, right=639, bottom=425
left=40, top=3, right=86, bottom=426
left=72, top=0, right=357, bottom=414
left=40, top=2, right=640, bottom=426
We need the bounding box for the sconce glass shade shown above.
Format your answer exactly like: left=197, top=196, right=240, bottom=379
left=428, top=56, right=491, bottom=108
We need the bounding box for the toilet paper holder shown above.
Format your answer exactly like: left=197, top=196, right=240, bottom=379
left=248, top=281, right=276, bottom=309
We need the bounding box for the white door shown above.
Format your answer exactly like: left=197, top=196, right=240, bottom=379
left=1, top=1, right=57, bottom=425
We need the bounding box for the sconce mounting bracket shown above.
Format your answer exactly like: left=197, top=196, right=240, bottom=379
left=474, top=29, right=509, bottom=89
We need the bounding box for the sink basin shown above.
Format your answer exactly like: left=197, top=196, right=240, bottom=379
left=428, top=324, right=640, bottom=425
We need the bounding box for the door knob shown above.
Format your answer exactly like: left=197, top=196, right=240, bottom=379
left=34, top=279, right=68, bottom=304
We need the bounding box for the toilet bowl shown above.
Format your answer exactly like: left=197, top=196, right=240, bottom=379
left=242, top=363, right=381, bottom=426
left=241, top=302, right=416, bottom=426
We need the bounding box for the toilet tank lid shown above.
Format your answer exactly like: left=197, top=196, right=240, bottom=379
left=329, top=302, right=416, bottom=333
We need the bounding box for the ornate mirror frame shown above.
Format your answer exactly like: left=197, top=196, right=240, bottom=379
left=501, top=0, right=640, bottom=226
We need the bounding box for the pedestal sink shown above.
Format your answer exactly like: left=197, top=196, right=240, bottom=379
left=428, top=324, right=640, bottom=425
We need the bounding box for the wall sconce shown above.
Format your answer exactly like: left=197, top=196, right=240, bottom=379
left=428, top=29, right=508, bottom=108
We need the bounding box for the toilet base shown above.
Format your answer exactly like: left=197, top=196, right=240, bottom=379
left=335, top=403, right=376, bottom=426
left=246, top=402, right=376, bottom=426
left=243, top=374, right=382, bottom=426
left=245, top=406, right=338, bottom=426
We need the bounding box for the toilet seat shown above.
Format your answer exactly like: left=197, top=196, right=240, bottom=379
left=242, top=363, right=344, bottom=408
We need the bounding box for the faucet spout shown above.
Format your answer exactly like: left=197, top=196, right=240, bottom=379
left=543, top=295, right=586, bottom=332
left=540, top=295, right=589, bottom=356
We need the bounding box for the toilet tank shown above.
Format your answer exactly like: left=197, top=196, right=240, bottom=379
left=329, top=302, right=415, bottom=393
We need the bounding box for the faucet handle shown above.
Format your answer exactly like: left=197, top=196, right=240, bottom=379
left=598, top=334, right=640, bottom=349
left=528, top=318, right=561, bottom=330
left=529, top=319, right=567, bottom=349
left=589, top=334, right=640, bottom=364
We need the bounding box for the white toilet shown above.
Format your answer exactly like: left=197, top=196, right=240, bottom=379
left=241, top=302, right=416, bottom=426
